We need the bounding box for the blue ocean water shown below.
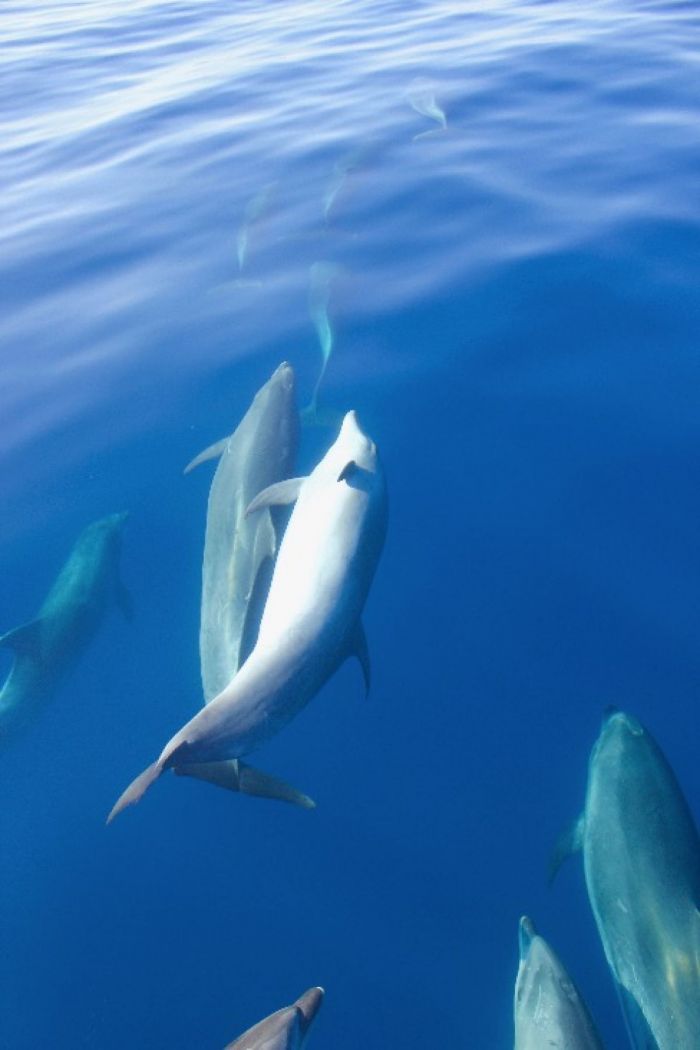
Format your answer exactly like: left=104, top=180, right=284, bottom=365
left=3, top=0, right=700, bottom=1046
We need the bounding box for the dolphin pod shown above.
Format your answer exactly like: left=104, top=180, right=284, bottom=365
left=108, top=409, right=387, bottom=821
left=224, top=987, right=323, bottom=1050
left=552, top=710, right=700, bottom=1049
left=514, top=916, right=604, bottom=1050
left=0, top=512, right=130, bottom=741
left=179, top=363, right=314, bottom=809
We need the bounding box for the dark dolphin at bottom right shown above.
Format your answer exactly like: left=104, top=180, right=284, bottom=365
left=551, top=710, right=700, bottom=1049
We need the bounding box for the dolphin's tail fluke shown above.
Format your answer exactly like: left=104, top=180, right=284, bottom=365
left=106, top=760, right=162, bottom=824
left=174, top=758, right=316, bottom=809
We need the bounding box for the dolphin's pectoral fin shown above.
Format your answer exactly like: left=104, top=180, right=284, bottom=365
left=174, top=758, right=316, bottom=809
left=348, top=621, right=371, bottom=697
left=0, top=618, right=43, bottom=658
left=549, top=813, right=585, bottom=884
left=116, top=582, right=134, bottom=622
left=245, top=477, right=306, bottom=517
left=183, top=437, right=229, bottom=475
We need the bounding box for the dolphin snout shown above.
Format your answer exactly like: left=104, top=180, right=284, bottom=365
left=271, top=361, right=295, bottom=390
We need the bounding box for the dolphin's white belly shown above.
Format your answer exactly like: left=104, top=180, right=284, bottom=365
left=257, top=480, right=364, bottom=650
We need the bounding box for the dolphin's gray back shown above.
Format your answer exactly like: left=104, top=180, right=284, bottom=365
left=583, top=713, right=700, bottom=1049
left=199, top=368, right=298, bottom=702
left=514, top=918, right=604, bottom=1050
left=224, top=988, right=323, bottom=1050
left=224, top=1005, right=300, bottom=1050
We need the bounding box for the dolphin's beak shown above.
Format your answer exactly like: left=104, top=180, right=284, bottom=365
left=271, top=361, right=295, bottom=389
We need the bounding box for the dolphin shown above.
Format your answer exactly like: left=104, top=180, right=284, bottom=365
left=406, top=77, right=447, bottom=133
left=224, top=987, right=323, bottom=1050
left=185, top=363, right=299, bottom=696
left=302, top=261, right=339, bottom=421
left=0, top=512, right=131, bottom=740
left=551, top=711, right=700, bottom=1049
left=237, top=182, right=276, bottom=272
left=180, top=363, right=314, bottom=809
left=108, top=410, right=387, bottom=822
left=323, top=142, right=375, bottom=222
left=514, top=916, right=604, bottom=1050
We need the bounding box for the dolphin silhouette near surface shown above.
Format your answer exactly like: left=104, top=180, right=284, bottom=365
left=224, top=987, right=323, bottom=1050
left=179, top=362, right=315, bottom=809
left=108, top=410, right=387, bottom=822
left=514, top=917, right=604, bottom=1050
left=551, top=710, right=700, bottom=1049
left=0, top=512, right=131, bottom=741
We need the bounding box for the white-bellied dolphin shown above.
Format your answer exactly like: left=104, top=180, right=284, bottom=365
left=551, top=711, right=700, bottom=1049
left=180, top=363, right=314, bottom=809
left=514, top=916, right=604, bottom=1049
left=108, top=410, right=386, bottom=821
left=224, top=986, right=323, bottom=1050
left=0, top=512, right=130, bottom=740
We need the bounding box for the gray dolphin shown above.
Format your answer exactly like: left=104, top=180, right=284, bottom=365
left=185, top=363, right=299, bottom=695
left=180, top=363, right=314, bottom=809
left=323, top=142, right=375, bottom=222
left=514, top=917, right=604, bottom=1050
left=0, top=512, right=130, bottom=740
left=301, top=261, right=339, bottom=422
left=236, top=182, right=276, bottom=272
left=108, top=410, right=387, bottom=821
left=224, top=987, right=323, bottom=1050
left=551, top=711, right=700, bottom=1049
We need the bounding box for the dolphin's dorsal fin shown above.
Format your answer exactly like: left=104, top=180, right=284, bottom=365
left=183, top=437, right=229, bottom=475
left=116, top=582, right=134, bottom=622
left=245, top=477, right=306, bottom=517
left=349, top=621, right=371, bottom=697
left=549, top=813, right=585, bottom=884
left=0, top=618, right=43, bottom=658
left=338, top=460, right=358, bottom=483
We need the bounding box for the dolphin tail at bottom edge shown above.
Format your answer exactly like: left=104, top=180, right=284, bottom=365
left=107, top=760, right=163, bottom=824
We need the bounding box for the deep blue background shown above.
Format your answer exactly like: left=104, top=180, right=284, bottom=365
left=2, top=1, right=700, bottom=1047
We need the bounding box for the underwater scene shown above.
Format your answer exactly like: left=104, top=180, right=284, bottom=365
left=3, top=0, right=700, bottom=1047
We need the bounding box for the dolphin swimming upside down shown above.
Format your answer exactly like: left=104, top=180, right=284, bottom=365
left=108, top=410, right=387, bottom=822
